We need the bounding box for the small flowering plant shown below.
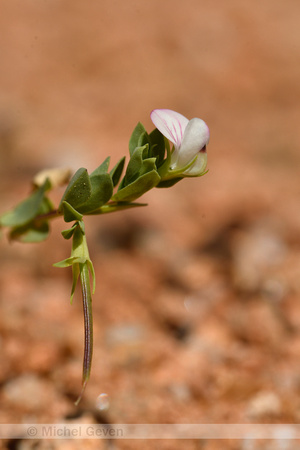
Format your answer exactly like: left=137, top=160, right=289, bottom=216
left=0, top=109, right=209, bottom=403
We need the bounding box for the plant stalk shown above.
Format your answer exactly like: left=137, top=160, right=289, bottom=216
left=75, top=262, right=93, bottom=405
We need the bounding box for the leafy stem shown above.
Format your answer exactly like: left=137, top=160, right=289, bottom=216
left=54, top=220, right=96, bottom=403
left=0, top=110, right=209, bottom=404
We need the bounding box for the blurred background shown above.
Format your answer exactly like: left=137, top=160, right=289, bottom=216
left=1, top=0, right=300, bottom=448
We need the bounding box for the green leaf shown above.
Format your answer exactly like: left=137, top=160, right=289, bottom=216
left=139, top=157, right=157, bottom=176
left=39, top=196, right=55, bottom=215
left=61, top=201, right=83, bottom=222
left=112, top=169, right=161, bottom=202
left=149, top=128, right=166, bottom=167
left=123, top=146, right=146, bottom=186
left=110, top=156, right=125, bottom=187
left=3, top=192, right=54, bottom=243
left=129, top=122, right=147, bottom=156
left=61, top=223, right=78, bottom=240
left=137, top=131, right=151, bottom=149
left=121, top=145, right=155, bottom=188
left=10, top=221, right=50, bottom=243
left=90, top=157, right=111, bottom=177
left=156, top=177, right=183, bottom=188
left=59, top=168, right=92, bottom=211
left=78, top=173, right=113, bottom=214
left=53, top=256, right=83, bottom=268
left=0, top=181, right=49, bottom=228
left=78, top=220, right=85, bottom=234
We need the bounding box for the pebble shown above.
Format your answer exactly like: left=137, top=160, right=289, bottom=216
left=3, top=374, right=53, bottom=411
left=232, top=221, right=286, bottom=292
left=246, top=391, right=282, bottom=419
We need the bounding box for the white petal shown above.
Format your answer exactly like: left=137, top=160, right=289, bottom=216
left=177, top=118, right=209, bottom=167
left=150, top=109, right=189, bottom=148
left=183, top=151, right=207, bottom=176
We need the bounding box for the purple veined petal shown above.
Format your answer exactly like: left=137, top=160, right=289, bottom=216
left=177, top=118, right=209, bottom=167
left=150, top=109, right=189, bottom=148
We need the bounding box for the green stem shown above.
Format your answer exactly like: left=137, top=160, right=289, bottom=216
left=75, top=262, right=93, bottom=405
left=35, top=209, right=61, bottom=223
left=85, top=201, right=147, bottom=215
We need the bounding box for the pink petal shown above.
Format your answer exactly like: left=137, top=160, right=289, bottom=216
left=177, top=118, right=209, bottom=167
left=150, top=109, right=189, bottom=148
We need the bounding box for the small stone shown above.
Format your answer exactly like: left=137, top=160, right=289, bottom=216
left=232, top=221, right=286, bottom=292
left=168, top=383, right=191, bottom=402
left=247, top=391, right=282, bottom=419
left=3, top=374, right=53, bottom=411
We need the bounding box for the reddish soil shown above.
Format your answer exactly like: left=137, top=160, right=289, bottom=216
left=1, top=1, right=300, bottom=449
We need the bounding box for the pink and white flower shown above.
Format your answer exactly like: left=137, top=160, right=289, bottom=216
left=150, top=109, right=209, bottom=177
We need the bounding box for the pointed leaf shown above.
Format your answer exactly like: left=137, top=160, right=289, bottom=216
left=129, top=122, right=147, bottom=155
left=61, top=201, right=83, bottom=222
left=137, top=131, right=151, bottom=150
left=112, top=170, right=161, bottom=202
left=61, top=223, right=78, bottom=240
left=78, top=220, right=85, bottom=234
left=53, top=256, right=83, bottom=268
left=121, top=145, right=152, bottom=188
left=90, top=157, right=111, bottom=177
left=123, top=146, right=144, bottom=185
left=110, top=156, right=125, bottom=187
left=139, top=157, right=157, bottom=176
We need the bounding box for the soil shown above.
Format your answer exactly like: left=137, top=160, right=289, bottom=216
left=1, top=0, right=300, bottom=449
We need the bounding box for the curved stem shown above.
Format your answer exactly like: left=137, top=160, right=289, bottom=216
left=75, top=262, right=93, bottom=405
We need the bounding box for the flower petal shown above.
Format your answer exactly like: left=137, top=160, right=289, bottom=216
left=150, top=109, right=189, bottom=148
left=176, top=118, right=209, bottom=167
left=183, top=151, right=207, bottom=176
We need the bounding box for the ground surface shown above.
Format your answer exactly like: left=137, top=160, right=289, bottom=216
left=1, top=1, right=300, bottom=449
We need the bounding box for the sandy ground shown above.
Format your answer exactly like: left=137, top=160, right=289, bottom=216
left=1, top=0, right=300, bottom=449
